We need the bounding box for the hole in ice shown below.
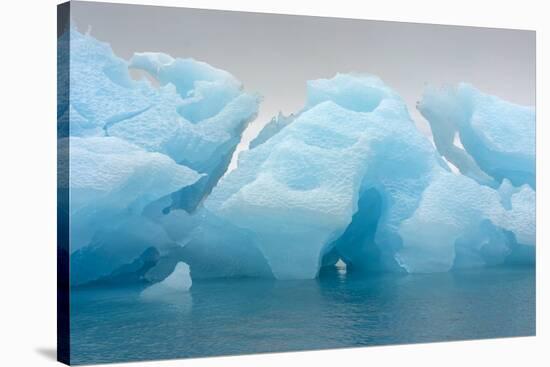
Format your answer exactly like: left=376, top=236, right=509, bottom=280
left=335, top=259, right=347, bottom=274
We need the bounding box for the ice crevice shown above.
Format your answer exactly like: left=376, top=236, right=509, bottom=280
left=103, top=104, right=153, bottom=135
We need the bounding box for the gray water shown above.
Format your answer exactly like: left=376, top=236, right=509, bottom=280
left=70, top=267, right=535, bottom=365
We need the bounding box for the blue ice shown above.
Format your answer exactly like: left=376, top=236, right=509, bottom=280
left=64, top=31, right=535, bottom=287
left=66, top=28, right=258, bottom=285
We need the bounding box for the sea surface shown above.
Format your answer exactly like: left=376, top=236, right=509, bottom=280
left=70, top=267, right=535, bottom=365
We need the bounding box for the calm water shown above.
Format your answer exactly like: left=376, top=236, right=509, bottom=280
left=71, top=267, right=535, bottom=365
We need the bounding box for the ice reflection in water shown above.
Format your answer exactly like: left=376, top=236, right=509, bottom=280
left=71, top=267, right=535, bottom=365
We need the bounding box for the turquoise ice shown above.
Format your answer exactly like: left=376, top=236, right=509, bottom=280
left=67, top=27, right=259, bottom=213
left=65, top=28, right=259, bottom=285
left=197, top=74, right=535, bottom=279
left=418, top=83, right=535, bottom=188
left=64, top=30, right=535, bottom=286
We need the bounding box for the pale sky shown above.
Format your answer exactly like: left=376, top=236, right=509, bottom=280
left=71, top=1, right=536, bottom=170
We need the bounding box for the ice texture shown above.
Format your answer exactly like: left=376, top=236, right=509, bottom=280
left=68, top=28, right=259, bottom=213
left=205, top=74, right=425, bottom=278
left=198, top=74, right=535, bottom=279
left=396, top=174, right=535, bottom=272
left=66, top=28, right=259, bottom=285
left=69, top=137, right=201, bottom=217
left=63, top=30, right=536, bottom=288
left=418, top=83, right=535, bottom=188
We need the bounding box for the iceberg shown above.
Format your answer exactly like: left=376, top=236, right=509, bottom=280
left=68, top=137, right=201, bottom=219
left=63, top=30, right=535, bottom=287
left=202, top=74, right=442, bottom=278
left=69, top=28, right=260, bottom=213
left=396, top=174, right=535, bottom=272
left=418, top=83, right=535, bottom=188
left=181, top=215, right=274, bottom=279
left=196, top=74, right=535, bottom=279
left=66, top=28, right=259, bottom=285
left=66, top=136, right=202, bottom=285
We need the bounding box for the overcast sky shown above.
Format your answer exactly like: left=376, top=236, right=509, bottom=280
left=71, top=1, right=536, bottom=169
